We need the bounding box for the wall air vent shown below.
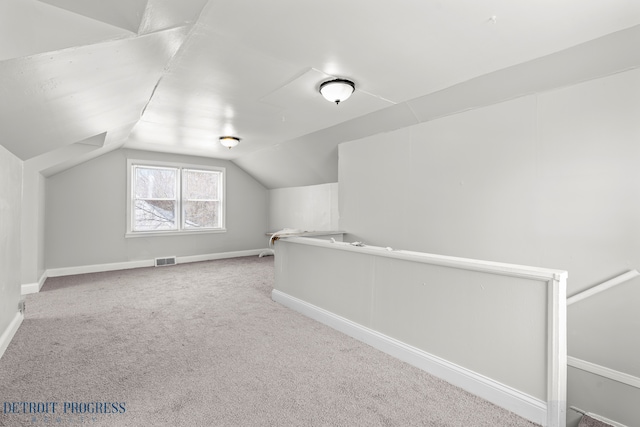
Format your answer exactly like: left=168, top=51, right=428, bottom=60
left=155, top=256, right=177, bottom=267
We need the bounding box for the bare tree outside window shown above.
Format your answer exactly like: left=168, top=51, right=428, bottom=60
left=183, top=169, right=221, bottom=229
left=133, top=166, right=178, bottom=231
left=130, top=163, right=224, bottom=234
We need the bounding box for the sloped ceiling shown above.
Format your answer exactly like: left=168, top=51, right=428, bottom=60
left=0, top=0, right=132, bottom=61
left=37, top=0, right=148, bottom=33
left=1, top=0, right=640, bottom=187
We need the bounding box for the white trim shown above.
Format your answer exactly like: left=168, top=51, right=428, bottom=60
left=586, top=413, right=628, bottom=427
left=547, top=275, right=567, bottom=427
left=176, top=249, right=265, bottom=264
left=21, top=282, right=40, bottom=295
left=568, top=356, right=640, bottom=389
left=126, top=158, right=227, bottom=236
left=280, top=236, right=568, bottom=282
left=272, top=289, right=548, bottom=426
left=0, top=311, right=24, bottom=360
left=264, top=230, right=346, bottom=237
left=45, top=249, right=267, bottom=278
left=570, top=407, right=629, bottom=427
left=21, top=272, right=48, bottom=295
left=47, top=259, right=154, bottom=277
left=125, top=228, right=227, bottom=238
left=567, top=270, right=639, bottom=306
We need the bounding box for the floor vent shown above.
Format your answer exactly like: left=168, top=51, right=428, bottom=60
left=155, top=257, right=177, bottom=267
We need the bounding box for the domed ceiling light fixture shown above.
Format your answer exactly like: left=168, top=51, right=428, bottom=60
left=219, top=136, right=240, bottom=149
left=319, top=78, right=355, bottom=105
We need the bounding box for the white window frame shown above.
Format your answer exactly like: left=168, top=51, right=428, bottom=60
left=126, top=159, right=226, bottom=237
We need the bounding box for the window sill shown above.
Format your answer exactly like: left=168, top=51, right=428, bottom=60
left=125, top=228, right=227, bottom=238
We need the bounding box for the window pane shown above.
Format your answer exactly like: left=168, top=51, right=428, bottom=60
left=184, top=201, right=220, bottom=229
left=133, top=200, right=177, bottom=231
left=135, top=167, right=177, bottom=199
left=184, top=169, right=219, bottom=200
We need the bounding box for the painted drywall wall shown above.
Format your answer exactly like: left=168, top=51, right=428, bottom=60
left=339, top=67, right=640, bottom=425
left=268, top=183, right=339, bottom=232
left=339, top=96, right=540, bottom=266
left=21, top=162, right=47, bottom=286
left=45, top=148, right=268, bottom=269
left=21, top=142, right=102, bottom=286
left=0, top=144, right=23, bottom=352
left=340, top=67, right=640, bottom=296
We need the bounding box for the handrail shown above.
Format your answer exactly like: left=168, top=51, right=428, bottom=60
left=567, top=270, right=639, bottom=306
left=282, top=236, right=568, bottom=282
left=568, top=356, right=640, bottom=390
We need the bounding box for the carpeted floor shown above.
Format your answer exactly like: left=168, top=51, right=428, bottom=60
left=0, top=256, right=539, bottom=426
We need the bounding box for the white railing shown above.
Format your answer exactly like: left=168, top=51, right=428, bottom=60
left=566, top=270, right=638, bottom=306
left=568, top=357, right=640, bottom=390
left=273, top=237, right=568, bottom=427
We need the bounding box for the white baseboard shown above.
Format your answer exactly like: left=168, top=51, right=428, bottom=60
left=47, top=259, right=154, bottom=278
left=21, top=272, right=49, bottom=295
left=0, top=311, right=24, bottom=360
left=272, top=289, right=548, bottom=426
left=21, top=282, right=40, bottom=295
left=177, top=249, right=266, bottom=264
left=45, top=249, right=268, bottom=279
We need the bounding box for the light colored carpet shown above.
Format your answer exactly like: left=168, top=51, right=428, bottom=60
left=0, top=256, right=539, bottom=426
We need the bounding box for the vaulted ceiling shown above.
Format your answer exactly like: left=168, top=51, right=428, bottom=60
left=2, top=0, right=639, bottom=188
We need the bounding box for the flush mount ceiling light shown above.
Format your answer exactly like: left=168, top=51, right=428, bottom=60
left=219, top=136, right=240, bottom=149
left=319, top=78, right=355, bottom=105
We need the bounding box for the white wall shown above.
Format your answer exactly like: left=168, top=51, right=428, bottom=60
left=21, top=162, right=46, bottom=286
left=340, top=68, right=640, bottom=296
left=21, top=142, right=102, bottom=290
left=268, top=183, right=339, bottom=231
left=0, top=144, right=22, bottom=357
left=339, top=68, right=640, bottom=427
left=45, top=148, right=268, bottom=269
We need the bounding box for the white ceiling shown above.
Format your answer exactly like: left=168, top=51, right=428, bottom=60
left=1, top=0, right=639, bottom=187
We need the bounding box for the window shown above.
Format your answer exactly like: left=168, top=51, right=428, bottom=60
left=127, top=160, right=225, bottom=236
